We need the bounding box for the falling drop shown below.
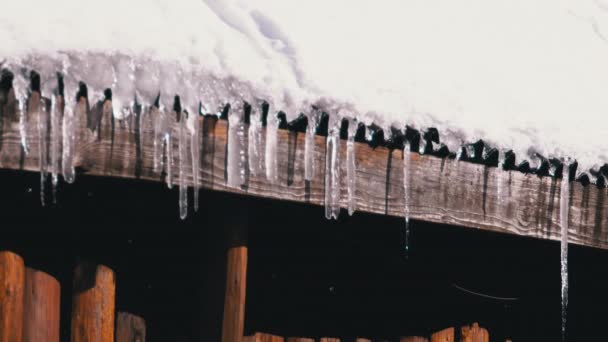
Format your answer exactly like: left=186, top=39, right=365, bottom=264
left=248, top=100, right=264, bottom=177
left=324, top=113, right=341, bottom=220
left=403, top=141, right=412, bottom=255
left=265, top=106, right=279, bottom=184
left=346, top=118, right=357, bottom=216
left=178, top=105, right=188, bottom=220
left=227, top=101, right=246, bottom=188
left=560, top=161, right=571, bottom=341
left=304, top=108, right=321, bottom=181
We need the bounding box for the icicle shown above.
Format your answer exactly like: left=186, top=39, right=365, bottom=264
left=50, top=94, right=60, bottom=202
left=560, top=161, right=571, bottom=342
left=265, top=107, right=279, bottom=184
left=346, top=118, right=357, bottom=215
left=403, top=141, right=412, bottom=255
left=62, top=88, right=76, bottom=184
left=38, top=96, right=48, bottom=206
left=227, top=101, right=247, bottom=188
left=152, top=105, right=164, bottom=173
left=14, top=74, right=30, bottom=155
left=153, top=105, right=173, bottom=188
left=248, top=100, right=264, bottom=177
left=304, top=108, right=321, bottom=181
left=165, top=108, right=174, bottom=189
left=190, top=113, right=200, bottom=212
left=324, top=113, right=341, bottom=220
left=178, top=110, right=188, bottom=220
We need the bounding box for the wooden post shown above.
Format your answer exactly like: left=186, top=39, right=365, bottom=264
left=460, top=323, right=489, bottom=342
left=23, top=268, right=61, bottom=342
left=0, top=251, right=25, bottom=342
left=222, top=210, right=249, bottom=342
left=71, top=262, right=116, bottom=342
left=244, top=333, right=284, bottom=342
left=401, top=337, right=429, bottom=342
left=431, top=328, right=454, bottom=342
left=116, top=312, right=146, bottom=342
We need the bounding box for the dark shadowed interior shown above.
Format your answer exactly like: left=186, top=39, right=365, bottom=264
left=0, top=169, right=606, bottom=341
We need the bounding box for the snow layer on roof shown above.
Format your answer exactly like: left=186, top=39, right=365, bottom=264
left=1, top=0, right=607, bottom=171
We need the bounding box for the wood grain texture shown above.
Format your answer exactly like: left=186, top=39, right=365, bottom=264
left=431, top=328, right=455, bottom=342
left=244, top=333, right=284, bottom=342
left=116, top=312, right=145, bottom=342
left=71, top=262, right=116, bottom=342
left=1, top=80, right=608, bottom=249
left=401, top=337, right=429, bottom=342
left=286, top=338, right=315, bottom=342
left=460, top=323, right=489, bottom=342
left=222, top=246, right=248, bottom=342
left=0, top=251, right=25, bottom=342
left=23, top=268, right=61, bottom=342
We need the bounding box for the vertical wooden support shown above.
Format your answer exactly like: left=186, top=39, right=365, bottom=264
left=116, top=312, right=146, bottom=342
left=460, top=323, right=489, bottom=342
left=23, top=268, right=61, bottom=342
left=431, top=328, right=454, bottom=342
left=71, top=262, right=116, bottom=342
left=0, top=251, right=25, bottom=342
left=222, top=209, right=249, bottom=342
left=401, top=337, right=429, bottom=342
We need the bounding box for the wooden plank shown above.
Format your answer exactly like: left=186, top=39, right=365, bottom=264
left=286, top=338, right=315, bottom=342
left=222, top=246, right=248, bottom=342
left=0, top=251, right=25, bottom=342
left=1, top=74, right=608, bottom=249
left=401, top=337, right=429, bottom=342
left=244, top=333, right=284, bottom=342
left=23, top=268, right=61, bottom=342
left=116, top=312, right=146, bottom=342
left=431, top=328, right=454, bottom=342
left=460, top=323, right=489, bottom=342
left=71, top=262, right=116, bottom=342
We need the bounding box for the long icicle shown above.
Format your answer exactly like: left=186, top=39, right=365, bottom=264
left=265, top=106, right=279, bottom=184
left=560, top=162, right=571, bottom=341
left=346, top=118, right=357, bottom=215
left=324, top=113, right=341, bottom=220
left=165, top=107, right=173, bottom=189
left=305, top=108, right=321, bottom=181
left=227, top=101, right=246, bottom=188
left=403, top=141, right=412, bottom=256
left=50, top=90, right=61, bottom=202
left=14, top=73, right=29, bottom=156
left=190, top=112, right=201, bottom=212
left=248, top=100, right=264, bottom=177
left=37, top=90, right=48, bottom=206
left=178, top=102, right=188, bottom=220
left=62, top=86, right=76, bottom=184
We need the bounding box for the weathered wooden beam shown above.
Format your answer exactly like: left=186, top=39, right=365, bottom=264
left=23, top=268, right=61, bottom=342
left=286, top=338, right=314, bottom=342
left=71, top=262, right=116, bottom=342
left=1, top=81, right=607, bottom=249
left=431, top=328, right=454, bottom=342
left=116, top=312, right=146, bottom=342
left=401, top=337, right=429, bottom=342
left=244, top=333, right=284, bottom=342
left=0, top=251, right=25, bottom=342
left=460, top=323, right=489, bottom=342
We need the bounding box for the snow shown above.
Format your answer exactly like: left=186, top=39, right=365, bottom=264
left=2, top=0, right=608, bottom=172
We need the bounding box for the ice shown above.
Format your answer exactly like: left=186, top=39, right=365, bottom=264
left=403, top=141, right=412, bottom=255
left=178, top=110, right=188, bottom=220
left=62, top=86, right=76, bottom=184
left=227, top=101, right=247, bottom=188
left=346, top=118, right=357, bottom=216
left=265, top=106, right=279, bottom=184
left=37, top=93, right=48, bottom=206
left=13, top=73, right=29, bottom=155
left=49, top=94, right=60, bottom=201
left=560, top=162, right=571, bottom=341
left=248, top=100, right=264, bottom=177
left=189, top=111, right=200, bottom=212
left=324, top=113, right=341, bottom=220
left=153, top=106, right=173, bottom=188
left=304, top=108, right=321, bottom=181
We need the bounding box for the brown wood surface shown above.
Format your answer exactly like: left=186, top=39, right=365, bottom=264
left=460, top=323, right=489, bottom=342
left=320, top=338, right=340, bottom=342
left=355, top=339, right=371, bottom=342
left=116, top=312, right=146, bottom=342
left=222, top=246, right=248, bottom=342
left=71, top=262, right=116, bottom=342
left=0, top=251, right=25, bottom=342
left=23, top=268, right=61, bottom=342
left=1, top=73, right=608, bottom=250
left=431, top=328, right=455, bottom=342
left=401, top=337, right=429, bottom=342
left=244, top=333, right=284, bottom=342
left=286, top=338, right=315, bottom=342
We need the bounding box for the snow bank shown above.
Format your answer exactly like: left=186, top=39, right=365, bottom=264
left=1, top=0, right=607, bottom=171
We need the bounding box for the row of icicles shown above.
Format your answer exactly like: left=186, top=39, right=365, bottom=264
left=8, top=69, right=572, bottom=340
